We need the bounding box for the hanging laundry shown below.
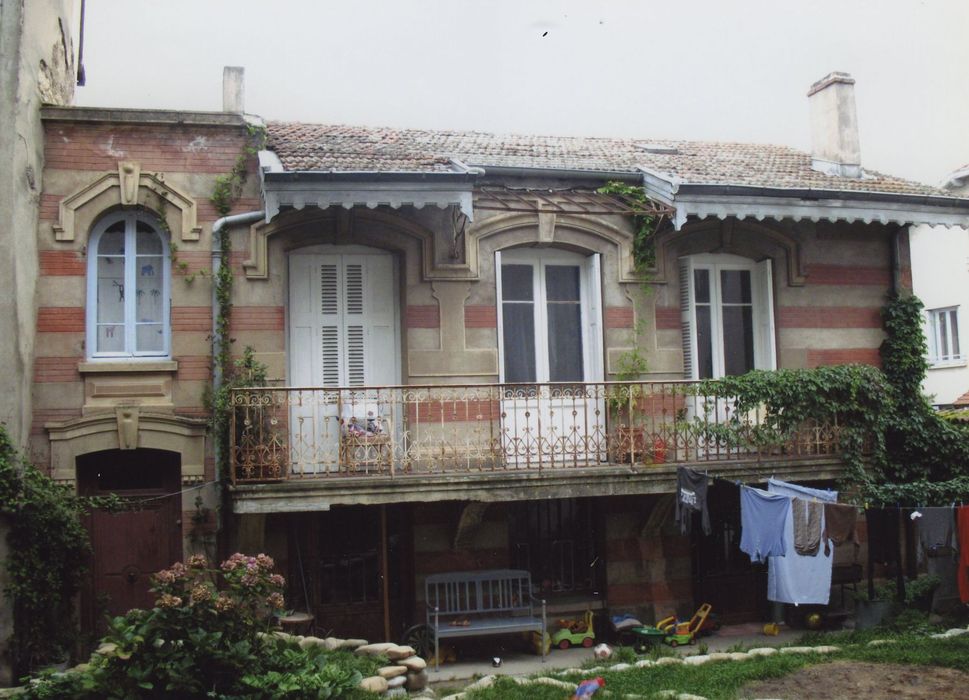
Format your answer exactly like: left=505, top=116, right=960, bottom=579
left=958, top=506, right=969, bottom=604
left=767, top=478, right=837, bottom=606
left=739, top=486, right=790, bottom=563
left=822, top=502, right=859, bottom=556
left=675, top=467, right=711, bottom=536
left=866, top=508, right=900, bottom=566
left=792, top=498, right=823, bottom=556
left=916, top=507, right=957, bottom=563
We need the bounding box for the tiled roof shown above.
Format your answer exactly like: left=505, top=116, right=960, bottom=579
left=266, top=121, right=947, bottom=197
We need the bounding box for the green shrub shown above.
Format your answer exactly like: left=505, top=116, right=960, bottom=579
left=20, top=554, right=375, bottom=699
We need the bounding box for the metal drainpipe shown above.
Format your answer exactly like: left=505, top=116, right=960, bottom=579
left=210, top=210, right=265, bottom=483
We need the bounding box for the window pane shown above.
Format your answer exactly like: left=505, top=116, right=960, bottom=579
left=97, top=325, right=124, bottom=353
left=695, top=305, right=714, bottom=379
left=502, top=303, right=536, bottom=382
left=136, top=323, right=165, bottom=353
left=547, top=303, right=583, bottom=381
left=720, top=270, right=752, bottom=304
left=694, top=269, right=710, bottom=304
left=136, top=256, right=164, bottom=324
left=545, top=265, right=581, bottom=302
left=99, top=229, right=125, bottom=255
left=950, top=311, right=960, bottom=357
left=940, top=313, right=950, bottom=358
left=501, top=264, right=533, bottom=301
left=137, top=228, right=163, bottom=255
left=722, top=306, right=755, bottom=376
left=97, top=257, right=125, bottom=323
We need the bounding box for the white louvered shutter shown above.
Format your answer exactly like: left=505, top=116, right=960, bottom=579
left=754, top=258, right=777, bottom=371
left=679, top=257, right=697, bottom=379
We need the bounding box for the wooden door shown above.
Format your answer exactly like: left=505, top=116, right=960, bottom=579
left=78, top=449, right=181, bottom=632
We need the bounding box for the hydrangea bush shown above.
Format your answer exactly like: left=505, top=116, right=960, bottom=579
left=21, top=554, right=375, bottom=699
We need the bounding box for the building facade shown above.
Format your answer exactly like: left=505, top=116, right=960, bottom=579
left=25, top=72, right=969, bottom=649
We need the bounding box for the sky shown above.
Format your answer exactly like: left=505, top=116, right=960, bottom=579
left=77, top=0, right=969, bottom=185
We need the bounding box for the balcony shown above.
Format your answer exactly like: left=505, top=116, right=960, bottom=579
left=227, top=381, right=848, bottom=511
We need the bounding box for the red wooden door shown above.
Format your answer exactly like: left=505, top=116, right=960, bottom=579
left=78, top=449, right=182, bottom=632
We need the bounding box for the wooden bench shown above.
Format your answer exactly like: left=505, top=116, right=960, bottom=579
left=425, top=569, right=546, bottom=671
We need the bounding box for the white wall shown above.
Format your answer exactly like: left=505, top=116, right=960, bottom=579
left=910, top=201, right=969, bottom=405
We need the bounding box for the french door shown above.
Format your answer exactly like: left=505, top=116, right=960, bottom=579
left=288, top=247, right=399, bottom=472
left=496, top=249, right=604, bottom=466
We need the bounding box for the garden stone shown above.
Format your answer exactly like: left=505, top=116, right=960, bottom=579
left=531, top=677, right=577, bottom=691
left=441, top=694, right=465, bottom=700
left=655, top=656, right=683, bottom=666
left=406, top=669, right=429, bottom=691
left=611, top=662, right=632, bottom=671
left=341, top=638, right=368, bottom=649
left=385, top=688, right=408, bottom=698
left=323, top=637, right=343, bottom=650
left=678, top=695, right=709, bottom=700
left=356, top=642, right=396, bottom=656
left=867, top=639, right=894, bottom=646
left=464, top=675, right=496, bottom=691
left=387, top=675, right=407, bottom=689
left=811, top=645, right=840, bottom=653
left=401, top=655, right=427, bottom=671
left=298, top=635, right=325, bottom=649
left=683, top=655, right=710, bottom=665
left=385, top=644, right=417, bottom=660
left=705, top=652, right=732, bottom=662
left=747, top=647, right=778, bottom=656
left=359, top=676, right=388, bottom=693
left=779, top=646, right=815, bottom=654
left=727, top=652, right=749, bottom=661
left=635, top=659, right=655, bottom=668
left=378, top=665, right=408, bottom=679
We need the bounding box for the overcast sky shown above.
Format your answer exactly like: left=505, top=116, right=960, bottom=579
left=77, top=0, right=969, bottom=185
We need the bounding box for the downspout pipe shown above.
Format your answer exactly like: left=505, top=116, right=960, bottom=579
left=210, top=210, right=265, bottom=483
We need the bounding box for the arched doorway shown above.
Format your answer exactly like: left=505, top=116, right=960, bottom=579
left=77, top=448, right=182, bottom=632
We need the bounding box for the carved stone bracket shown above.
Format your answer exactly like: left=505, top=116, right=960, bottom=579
left=53, top=163, right=203, bottom=242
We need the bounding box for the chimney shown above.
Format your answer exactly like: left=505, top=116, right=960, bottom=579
left=807, top=72, right=862, bottom=178
left=222, top=66, right=245, bottom=114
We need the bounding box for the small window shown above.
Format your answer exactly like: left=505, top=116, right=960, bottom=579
left=927, top=307, right=963, bottom=366
left=86, top=212, right=170, bottom=359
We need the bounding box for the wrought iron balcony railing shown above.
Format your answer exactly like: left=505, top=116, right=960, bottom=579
left=229, top=381, right=842, bottom=483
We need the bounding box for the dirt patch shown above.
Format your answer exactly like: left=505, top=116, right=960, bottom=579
left=740, top=660, right=969, bottom=699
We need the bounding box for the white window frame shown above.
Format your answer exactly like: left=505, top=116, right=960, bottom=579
left=495, top=248, right=603, bottom=384
left=926, top=306, right=964, bottom=367
left=86, top=211, right=171, bottom=360
left=680, top=253, right=775, bottom=379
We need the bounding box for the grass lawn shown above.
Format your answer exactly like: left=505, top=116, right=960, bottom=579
left=462, top=632, right=969, bottom=700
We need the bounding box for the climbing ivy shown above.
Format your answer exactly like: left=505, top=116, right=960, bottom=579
left=0, top=425, right=119, bottom=675
left=597, top=180, right=658, bottom=274
left=695, top=294, right=969, bottom=506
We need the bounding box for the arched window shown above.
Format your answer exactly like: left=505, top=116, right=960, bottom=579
left=86, top=212, right=170, bottom=358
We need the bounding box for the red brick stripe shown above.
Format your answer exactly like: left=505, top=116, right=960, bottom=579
left=31, top=408, right=82, bottom=434
left=44, top=124, right=252, bottom=174
left=655, top=306, right=680, bottom=330
left=465, top=305, right=497, bottom=328
left=39, top=250, right=86, bottom=275
left=777, top=307, right=882, bottom=329
left=171, top=306, right=212, bottom=331
left=229, top=306, right=285, bottom=331
left=604, top=306, right=634, bottom=329
left=406, top=305, right=440, bottom=328
left=33, top=357, right=80, bottom=383
left=176, top=355, right=211, bottom=381
left=39, top=194, right=61, bottom=222
left=806, top=348, right=881, bottom=368
left=37, top=307, right=84, bottom=332
left=805, top=264, right=891, bottom=287
left=172, top=251, right=211, bottom=277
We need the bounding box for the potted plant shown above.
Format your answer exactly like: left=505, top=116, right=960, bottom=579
left=853, top=581, right=895, bottom=630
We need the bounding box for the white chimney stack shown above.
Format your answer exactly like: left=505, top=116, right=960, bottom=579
left=808, top=71, right=862, bottom=178
left=222, top=66, right=245, bottom=114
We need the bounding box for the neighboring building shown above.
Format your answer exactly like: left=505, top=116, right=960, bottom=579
left=26, top=70, right=969, bottom=649
left=0, top=0, right=83, bottom=684
left=910, top=167, right=969, bottom=406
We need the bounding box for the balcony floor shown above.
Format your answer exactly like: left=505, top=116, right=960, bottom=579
left=229, top=455, right=847, bottom=513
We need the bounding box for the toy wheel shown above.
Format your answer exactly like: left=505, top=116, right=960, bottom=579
left=689, top=637, right=697, bottom=645
left=582, top=637, right=594, bottom=648
left=669, top=639, right=679, bottom=647
left=401, top=624, right=433, bottom=658
left=559, top=639, right=571, bottom=650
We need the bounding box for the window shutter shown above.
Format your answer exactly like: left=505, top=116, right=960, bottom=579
left=585, top=253, right=604, bottom=381
left=754, top=258, right=777, bottom=371
left=343, top=262, right=366, bottom=387
left=679, top=257, right=697, bottom=379
left=318, top=262, right=342, bottom=386
left=495, top=250, right=505, bottom=383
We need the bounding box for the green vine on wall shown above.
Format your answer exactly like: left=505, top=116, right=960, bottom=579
left=597, top=180, right=658, bottom=275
